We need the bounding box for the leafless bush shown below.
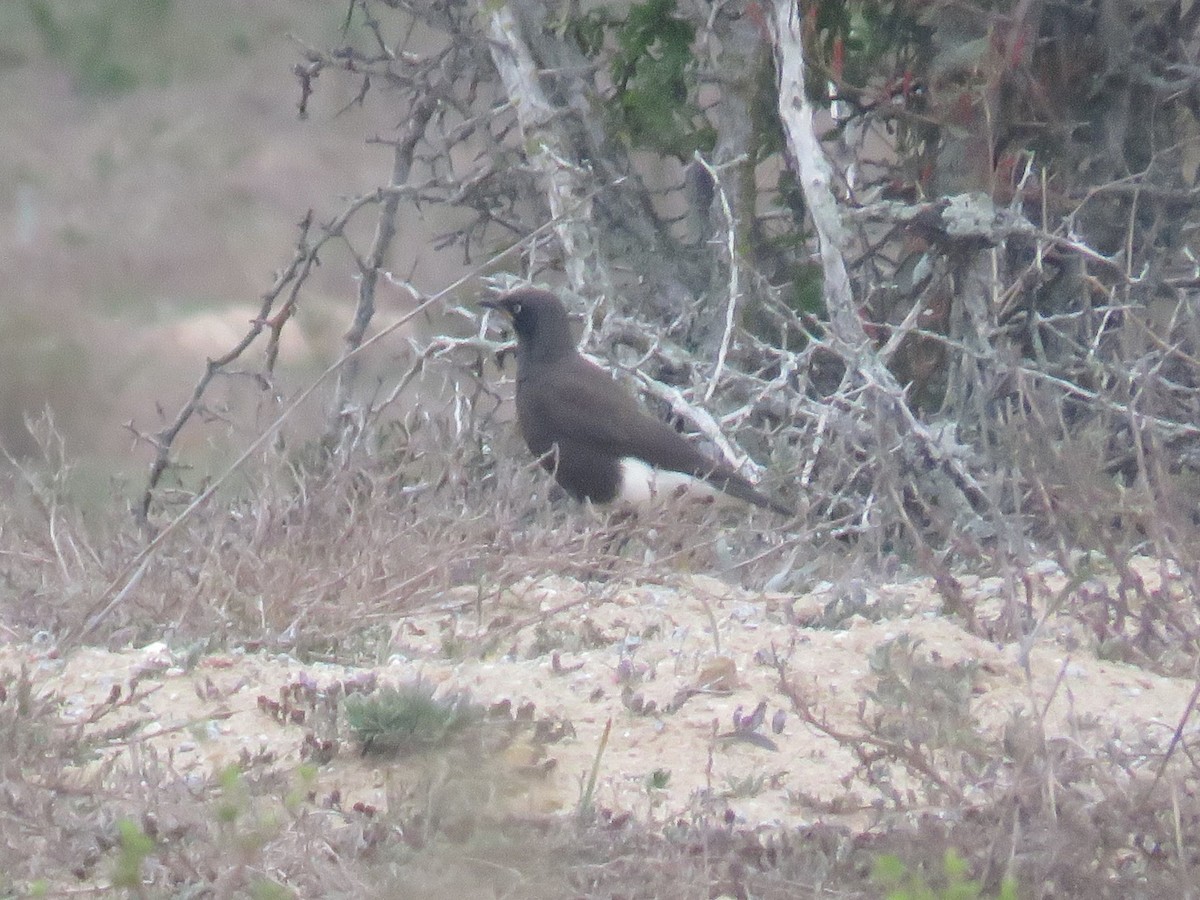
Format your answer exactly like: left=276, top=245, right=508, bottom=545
left=2, top=401, right=816, bottom=651
left=106, top=2, right=1197, bottom=618
left=772, top=631, right=1200, bottom=897
left=5, top=2, right=1200, bottom=894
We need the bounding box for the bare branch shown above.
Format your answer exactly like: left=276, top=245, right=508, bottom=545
left=484, top=2, right=615, bottom=304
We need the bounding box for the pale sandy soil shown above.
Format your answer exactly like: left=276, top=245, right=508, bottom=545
left=4, top=555, right=1195, bottom=834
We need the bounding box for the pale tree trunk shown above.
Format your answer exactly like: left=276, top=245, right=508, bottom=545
left=484, top=2, right=616, bottom=309
left=768, top=0, right=993, bottom=538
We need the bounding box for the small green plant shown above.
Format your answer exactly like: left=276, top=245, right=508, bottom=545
left=872, top=850, right=1018, bottom=900
left=344, top=682, right=481, bottom=755
left=867, top=634, right=980, bottom=755
left=284, top=764, right=319, bottom=813
left=214, top=764, right=250, bottom=826
left=646, top=768, right=671, bottom=791
left=248, top=878, right=295, bottom=900
left=110, top=818, right=155, bottom=890
left=439, top=631, right=467, bottom=659
left=577, top=717, right=612, bottom=821
left=722, top=772, right=774, bottom=799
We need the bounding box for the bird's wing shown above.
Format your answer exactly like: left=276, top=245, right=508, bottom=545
left=520, top=356, right=794, bottom=515
left=521, top=357, right=718, bottom=476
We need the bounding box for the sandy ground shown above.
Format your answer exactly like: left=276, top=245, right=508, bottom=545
left=4, top=555, right=1195, bottom=833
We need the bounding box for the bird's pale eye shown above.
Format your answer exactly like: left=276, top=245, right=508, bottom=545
left=511, top=302, right=522, bottom=315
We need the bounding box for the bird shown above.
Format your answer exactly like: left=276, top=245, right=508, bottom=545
left=482, top=287, right=793, bottom=516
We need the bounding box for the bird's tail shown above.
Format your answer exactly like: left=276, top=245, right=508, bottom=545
left=707, top=471, right=794, bottom=517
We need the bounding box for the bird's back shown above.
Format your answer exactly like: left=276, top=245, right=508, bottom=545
left=517, top=353, right=717, bottom=478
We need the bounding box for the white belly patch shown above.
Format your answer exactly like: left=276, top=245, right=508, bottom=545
left=616, top=457, right=721, bottom=506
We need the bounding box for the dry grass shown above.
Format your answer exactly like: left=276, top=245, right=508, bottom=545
left=1, top=398, right=815, bottom=652
left=2, top=400, right=1199, bottom=898
left=3, top=2, right=1200, bottom=897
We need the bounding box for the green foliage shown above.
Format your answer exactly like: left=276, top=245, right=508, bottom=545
left=249, top=878, right=295, bottom=900
left=562, top=5, right=606, bottom=56
left=111, top=818, right=155, bottom=890
left=809, top=1, right=930, bottom=93
left=786, top=261, right=825, bottom=317
left=577, top=717, right=612, bottom=820
left=645, top=767, right=670, bottom=790
left=568, top=0, right=712, bottom=158
left=212, top=765, right=284, bottom=866
left=873, top=850, right=1018, bottom=900
left=867, top=635, right=980, bottom=754
left=284, top=764, right=319, bottom=814
left=868, top=633, right=988, bottom=768
left=215, top=763, right=250, bottom=825
left=344, top=683, right=481, bottom=755
left=610, top=0, right=693, bottom=96
left=25, top=0, right=173, bottom=95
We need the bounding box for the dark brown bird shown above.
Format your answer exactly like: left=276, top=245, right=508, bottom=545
left=482, top=287, right=792, bottom=516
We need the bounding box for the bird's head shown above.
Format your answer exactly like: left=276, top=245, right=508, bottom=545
left=482, top=288, right=576, bottom=363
